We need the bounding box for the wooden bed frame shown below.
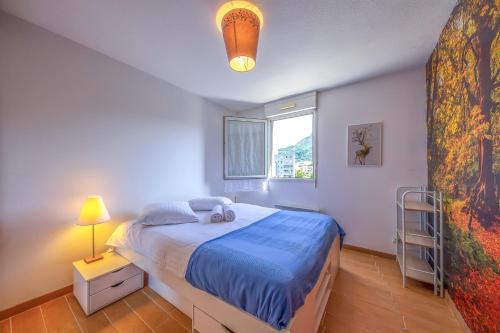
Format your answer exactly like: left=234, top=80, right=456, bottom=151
left=115, top=235, right=340, bottom=333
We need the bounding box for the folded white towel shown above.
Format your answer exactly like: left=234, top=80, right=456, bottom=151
left=222, top=204, right=235, bottom=222
left=210, top=205, right=224, bottom=223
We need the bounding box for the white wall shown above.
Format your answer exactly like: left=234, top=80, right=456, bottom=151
left=0, top=12, right=228, bottom=310
left=237, top=67, right=427, bottom=254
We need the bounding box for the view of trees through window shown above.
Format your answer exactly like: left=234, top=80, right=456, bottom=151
left=271, top=114, right=313, bottom=179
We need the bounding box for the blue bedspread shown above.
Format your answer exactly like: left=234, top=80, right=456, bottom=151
left=185, top=210, right=345, bottom=330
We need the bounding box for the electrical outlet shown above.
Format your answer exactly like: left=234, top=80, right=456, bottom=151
left=392, top=235, right=397, bottom=244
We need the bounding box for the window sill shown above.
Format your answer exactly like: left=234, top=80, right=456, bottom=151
left=268, top=178, right=315, bottom=183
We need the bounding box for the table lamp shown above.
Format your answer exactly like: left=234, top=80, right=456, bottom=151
left=77, top=195, right=110, bottom=264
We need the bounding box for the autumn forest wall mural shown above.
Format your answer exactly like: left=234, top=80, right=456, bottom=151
left=426, top=0, right=499, bottom=332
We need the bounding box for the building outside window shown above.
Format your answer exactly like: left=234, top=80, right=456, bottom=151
left=271, top=113, right=314, bottom=179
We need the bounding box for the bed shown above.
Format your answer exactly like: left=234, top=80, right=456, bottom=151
left=107, top=203, right=344, bottom=333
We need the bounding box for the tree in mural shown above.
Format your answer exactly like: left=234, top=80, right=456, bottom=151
left=427, top=0, right=499, bottom=332
left=462, top=0, right=498, bottom=229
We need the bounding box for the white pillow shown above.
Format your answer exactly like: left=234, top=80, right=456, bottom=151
left=137, top=201, right=199, bottom=226
left=189, top=196, right=233, bottom=211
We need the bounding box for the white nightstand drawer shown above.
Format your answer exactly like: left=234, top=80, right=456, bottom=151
left=194, top=306, right=234, bottom=333
left=89, top=264, right=141, bottom=295
left=89, top=273, right=143, bottom=313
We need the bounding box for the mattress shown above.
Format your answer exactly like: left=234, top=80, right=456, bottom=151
left=106, top=203, right=278, bottom=277
left=107, top=203, right=345, bottom=330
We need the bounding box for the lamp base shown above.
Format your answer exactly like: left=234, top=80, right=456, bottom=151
left=84, top=254, right=103, bottom=264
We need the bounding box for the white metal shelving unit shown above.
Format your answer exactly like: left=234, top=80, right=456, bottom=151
left=396, top=186, right=444, bottom=297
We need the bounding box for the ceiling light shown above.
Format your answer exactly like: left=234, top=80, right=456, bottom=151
left=216, top=1, right=263, bottom=72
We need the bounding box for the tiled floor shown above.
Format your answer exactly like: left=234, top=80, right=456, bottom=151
left=0, top=249, right=463, bottom=333
left=320, top=249, right=462, bottom=333
left=0, top=288, right=190, bottom=333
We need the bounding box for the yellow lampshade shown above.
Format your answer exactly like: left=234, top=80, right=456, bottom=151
left=77, top=195, right=110, bottom=226
left=216, top=1, right=263, bottom=72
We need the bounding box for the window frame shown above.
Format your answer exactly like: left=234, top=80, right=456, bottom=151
left=223, top=116, right=269, bottom=180
left=268, top=110, right=317, bottom=182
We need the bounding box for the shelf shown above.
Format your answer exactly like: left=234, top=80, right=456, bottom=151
left=396, top=186, right=443, bottom=296
left=397, top=253, right=434, bottom=284
left=397, top=221, right=434, bottom=248
left=397, top=200, right=435, bottom=212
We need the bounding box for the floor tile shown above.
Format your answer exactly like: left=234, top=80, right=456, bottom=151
left=124, top=290, right=172, bottom=331
left=102, top=300, right=151, bottom=333
left=142, top=288, right=176, bottom=313
left=327, top=291, right=405, bottom=333
left=0, top=319, right=10, bottom=333
left=11, top=307, right=46, bottom=333
left=404, top=313, right=462, bottom=333
left=323, top=312, right=377, bottom=333
left=41, top=296, right=80, bottom=333
left=154, top=318, right=188, bottom=333
left=169, top=308, right=192, bottom=331
left=66, top=294, right=117, bottom=333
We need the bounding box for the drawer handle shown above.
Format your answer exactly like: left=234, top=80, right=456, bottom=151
left=111, top=267, right=124, bottom=273
left=220, top=324, right=235, bottom=333
left=111, top=281, right=125, bottom=288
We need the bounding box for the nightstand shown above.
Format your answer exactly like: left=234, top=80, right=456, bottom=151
left=73, top=251, right=143, bottom=315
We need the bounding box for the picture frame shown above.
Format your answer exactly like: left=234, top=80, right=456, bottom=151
left=347, top=122, right=383, bottom=167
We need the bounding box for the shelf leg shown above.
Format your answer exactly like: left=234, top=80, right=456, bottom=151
left=439, top=191, right=444, bottom=297
left=402, top=194, right=406, bottom=289
left=433, top=191, right=438, bottom=296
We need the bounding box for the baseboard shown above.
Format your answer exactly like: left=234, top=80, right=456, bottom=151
left=445, top=290, right=472, bottom=333
left=343, top=244, right=396, bottom=259
left=0, top=284, right=73, bottom=320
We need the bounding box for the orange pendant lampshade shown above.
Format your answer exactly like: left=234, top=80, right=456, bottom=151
left=216, top=1, right=263, bottom=72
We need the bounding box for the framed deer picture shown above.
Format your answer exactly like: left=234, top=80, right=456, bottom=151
left=347, top=122, right=382, bottom=166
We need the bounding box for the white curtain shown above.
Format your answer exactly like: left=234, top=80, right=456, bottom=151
left=224, top=178, right=269, bottom=193
left=226, top=119, right=266, bottom=178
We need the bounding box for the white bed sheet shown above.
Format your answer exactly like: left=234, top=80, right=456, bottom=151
left=106, top=203, right=278, bottom=278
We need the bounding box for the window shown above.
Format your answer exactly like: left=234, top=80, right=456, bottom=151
left=271, top=113, right=314, bottom=179
left=224, top=92, right=317, bottom=182
left=224, top=117, right=268, bottom=179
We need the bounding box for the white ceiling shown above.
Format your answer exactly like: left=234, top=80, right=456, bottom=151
left=0, top=0, right=456, bottom=111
